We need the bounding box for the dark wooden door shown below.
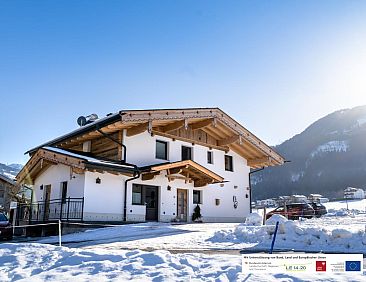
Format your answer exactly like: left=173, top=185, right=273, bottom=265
left=145, top=186, right=158, bottom=221
left=177, top=189, right=187, bottom=221
left=43, top=185, right=51, bottom=221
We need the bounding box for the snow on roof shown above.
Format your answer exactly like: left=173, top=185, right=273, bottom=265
left=43, top=147, right=135, bottom=170
left=0, top=173, right=16, bottom=185
left=26, top=112, right=121, bottom=154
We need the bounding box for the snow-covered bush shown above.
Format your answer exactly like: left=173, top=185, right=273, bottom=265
left=265, top=214, right=288, bottom=225
left=243, top=213, right=262, bottom=226
left=331, top=229, right=353, bottom=239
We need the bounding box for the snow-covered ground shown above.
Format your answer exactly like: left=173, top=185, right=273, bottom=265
left=0, top=199, right=365, bottom=281
left=0, top=243, right=364, bottom=282
left=37, top=222, right=254, bottom=251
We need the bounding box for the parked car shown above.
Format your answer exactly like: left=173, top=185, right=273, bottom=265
left=0, top=212, right=13, bottom=240
left=310, top=202, right=327, bottom=217
left=265, top=203, right=315, bottom=220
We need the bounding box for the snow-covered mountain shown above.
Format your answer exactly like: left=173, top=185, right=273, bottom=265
left=0, top=162, right=23, bottom=180
left=252, top=105, right=366, bottom=200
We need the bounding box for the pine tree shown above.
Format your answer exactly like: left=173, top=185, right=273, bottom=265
left=192, top=204, right=202, bottom=221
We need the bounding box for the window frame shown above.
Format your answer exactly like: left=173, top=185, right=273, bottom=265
left=225, top=155, right=234, bottom=172
left=132, top=184, right=144, bottom=205
left=155, top=140, right=168, bottom=160
left=207, top=151, right=213, bottom=164
left=181, top=145, right=193, bottom=161
left=60, top=181, right=68, bottom=203
left=193, top=190, right=202, bottom=204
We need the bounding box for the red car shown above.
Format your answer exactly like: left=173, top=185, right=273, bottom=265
left=266, top=203, right=315, bottom=220
left=0, top=212, right=13, bottom=240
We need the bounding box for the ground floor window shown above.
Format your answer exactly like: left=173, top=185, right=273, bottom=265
left=193, top=190, right=202, bottom=204
left=60, top=181, right=68, bottom=203
left=132, top=184, right=143, bottom=205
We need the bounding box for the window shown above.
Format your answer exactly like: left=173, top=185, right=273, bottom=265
left=132, top=184, right=143, bottom=205
left=0, top=190, right=4, bottom=198
left=60, top=181, right=68, bottom=203
left=181, top=146, right=192, bottom=161
left=193, top=190, right=202, bottom=204
left=156, top=140, right=168, bottom=160
left=225, top=155, right=233, bottom=171
left=207, top=151, right=213, bottom=164
left=0, top=213, right=7, bottom=221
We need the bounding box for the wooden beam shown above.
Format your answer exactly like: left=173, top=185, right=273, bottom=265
left=247, top=156, right=271, bottom=167
left=167, top=167, right=185, bottom=175
left=194, top=180, right=209, bottom=187
left=190, top=118, right=215, bottom=130
left=150, top=159, right=224, bottom=183
left=160, top=120, right=185, bottom=133
left=166, top=175, right=192, bottom=181
left=141, top=171, right=160, bottom=181
left=217, top=135, right=240, bottom=146
left=152, top=130, right=229, bottom=152
left=126, top=122, right=148, bottom=137
left=117, top=130, right=123, bottom=160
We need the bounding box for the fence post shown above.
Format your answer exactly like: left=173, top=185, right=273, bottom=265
left=58, top=220, right=62, bottom=247
left=12, top=207, right=17, bottom=236
left=67, top=197, right=70, bottom=221
left=29, top=203, right=32, bottom=225
left=270, top=221, right=279, bottom=254
left=60, top=199, right=64, bottom=221
left=81, top=197, right=84, bottom=221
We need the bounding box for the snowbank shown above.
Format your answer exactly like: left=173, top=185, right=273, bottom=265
left=0, top=243, right=363, bottom=282
left=210, top=218, right=366, bottom=253
left=244, top=213, right=262, bottom=226
left=0, top=243, right=245, bottom=281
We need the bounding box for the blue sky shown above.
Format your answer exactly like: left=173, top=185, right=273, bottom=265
left=1, top=1, right=366, bottom=164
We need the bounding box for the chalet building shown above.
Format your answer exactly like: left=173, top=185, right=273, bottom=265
left=0, top=174, right=17, bottom=215
left=17, top=108, right=284, bottom=223
left=344, top=187, right=365, bottom=199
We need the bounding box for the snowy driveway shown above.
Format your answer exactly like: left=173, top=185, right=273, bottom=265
left=36, top=222, right=254, bottom=252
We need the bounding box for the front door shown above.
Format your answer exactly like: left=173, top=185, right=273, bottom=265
left=145, top=186, right=158, bottom=221
left=177, top=189, right=188, bottom=221
left=43, top=185, right=51, bottom=221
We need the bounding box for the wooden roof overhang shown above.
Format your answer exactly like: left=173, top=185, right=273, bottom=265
left=17, top=148, right=135, bottom=185
left=26, top=108, right=285, bottom=169
left=0, top=174, right=17, bottom=187
left=141, top=160, right=224, bottom=188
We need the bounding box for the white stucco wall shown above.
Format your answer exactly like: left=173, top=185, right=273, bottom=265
left=33, top=164, right=85, bottom=203
left=123, top=131, right=251, bottom=222
left=83, top=171, right=127, bottom=221
left=32, top=129, right=251, bottom=223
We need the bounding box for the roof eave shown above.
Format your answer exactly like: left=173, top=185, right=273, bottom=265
left=25, top=113, right=122, bottom=155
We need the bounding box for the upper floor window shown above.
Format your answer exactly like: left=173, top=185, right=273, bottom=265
left=225, top=155, right=233, bottom=172
left=181, top=146, right=192, bottom=161
left=156, top=140, right=168, bottom=160
left=207, top=151, right=213, bottom=164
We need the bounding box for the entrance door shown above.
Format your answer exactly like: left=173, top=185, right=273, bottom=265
left=177, top=189, right=188, bottom=221
left=145, top=186, right=158, bottom=221
left=43, top=185, right=51, bottom=221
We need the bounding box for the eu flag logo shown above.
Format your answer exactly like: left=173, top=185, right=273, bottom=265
left=345, top=261, right=361, bottom=271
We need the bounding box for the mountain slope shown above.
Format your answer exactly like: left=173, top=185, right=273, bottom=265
left=252, top=105, right=366, bottom=199
left=0, top=163, right=23, bottom=180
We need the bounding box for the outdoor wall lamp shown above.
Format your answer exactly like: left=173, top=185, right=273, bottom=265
left=96, top=177, right=101, bottom=184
